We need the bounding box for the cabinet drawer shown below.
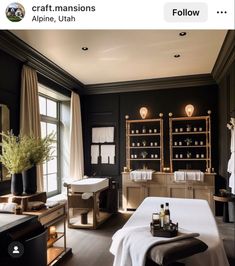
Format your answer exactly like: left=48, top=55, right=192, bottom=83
left=40, top=207, right=64, bottom=225
left=151, top=174, right=167, bottom=185
left=167, top=174, right=214, bottom=186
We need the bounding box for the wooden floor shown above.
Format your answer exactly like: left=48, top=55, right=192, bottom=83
left=59, top=212, right=131, bottom=266
left=59, top=213, right=235, bottom=266
left=216, top=217, right=235, bottom=266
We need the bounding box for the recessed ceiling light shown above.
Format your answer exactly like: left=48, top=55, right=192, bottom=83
left=174, top=54, right=181, bottom=58
left=179, top=32, right=187, bottom=36
left=82, top=47, right=88, bottom=51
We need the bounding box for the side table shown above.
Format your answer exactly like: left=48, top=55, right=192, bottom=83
left=213, top=195, right=235, bottom=222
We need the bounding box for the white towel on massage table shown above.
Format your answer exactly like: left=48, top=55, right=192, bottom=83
left=110, top=197, right=229, bottom=266
left=110, top=226, right=199, bottom=266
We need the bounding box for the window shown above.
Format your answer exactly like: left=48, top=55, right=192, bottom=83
left=39, top=94, right=60, bottom=196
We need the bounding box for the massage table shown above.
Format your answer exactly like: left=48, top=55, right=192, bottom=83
left=110, top=197, right=229, bottom=266
left=65, top=178, right=112, bottom=229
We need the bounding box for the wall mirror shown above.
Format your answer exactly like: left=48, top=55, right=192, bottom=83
left=0, top=104, right=10, bottom=181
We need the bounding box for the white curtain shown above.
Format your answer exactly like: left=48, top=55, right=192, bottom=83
left=20, top=65, right=43, bottom=192
left=69, top=92, right=84, bottom=180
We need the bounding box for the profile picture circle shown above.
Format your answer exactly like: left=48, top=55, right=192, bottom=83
left=6, top=3, right=25, bottom=22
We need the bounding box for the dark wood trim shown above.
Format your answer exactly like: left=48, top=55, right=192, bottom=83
left=86, top=74, right=216, bottom=94
left=0, top=31, right=85, bottom=94
left=212, top=30, right=235, bottom=84
left=0, top=31, right=219, bottom=96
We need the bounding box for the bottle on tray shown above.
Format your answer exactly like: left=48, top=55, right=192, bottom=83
left=164, top=202, right=170, bottom=225
left=159, top=204, right=165, bottom=227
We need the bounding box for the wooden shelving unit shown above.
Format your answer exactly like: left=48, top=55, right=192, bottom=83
left=125, top=117, right=164, bottom=172
left=169, top=113, right=212, bottom=172
left=23, top=203, right=70, bottom=266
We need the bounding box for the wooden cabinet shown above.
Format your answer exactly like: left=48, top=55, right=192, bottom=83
left=122, top=172, right=168, bottom=210
left=23, top=203, right=70, bottom=266
left=0, top=193, right=71, bottom=266
left=122, top=172, right=215, bottom=211
left=125, top=117, right=164, bottom=172
left=169, top=113, right=212, bottom=173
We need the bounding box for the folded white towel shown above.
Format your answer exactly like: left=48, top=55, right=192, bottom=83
left=92, top=127, right=114, bottom=143
left=174, top=171, right=186, bottom=182
left=91, top=145, right=99, bottom=164
left=82, top=192, right=93, bottom=200
left=105, top=127, right=114, bottom=142
left=101, top=145, right=115, bottom=164
left=174, top=171, right=204, bottom=182
left=0, top=202, right=17, bottom=213
left=110, top=225, right=199, bottom=266
left=130, top=170, right=154, bottom=181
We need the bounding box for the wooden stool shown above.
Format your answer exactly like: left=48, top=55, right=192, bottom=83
left=81, top=210, right=89, bottom=224
left=213, top=195, right=235, bottom=222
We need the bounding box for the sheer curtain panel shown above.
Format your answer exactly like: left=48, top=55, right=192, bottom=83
left=69, top=92, right=84, bottom=180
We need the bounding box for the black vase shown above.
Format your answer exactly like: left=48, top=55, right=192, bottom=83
left=22, top=166, right=37, bottom=194
left=11, top=173, right=23, bottom=196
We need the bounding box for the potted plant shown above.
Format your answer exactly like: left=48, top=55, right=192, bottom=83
left=0, top=132, right=31, bottom=195
left=0, top=132, right=55, bottom=195
left=184, top=138, right=192, bottom=146
left=140, top=151, right=148, bottom=159
left=21, top=133, right=55, bottom=194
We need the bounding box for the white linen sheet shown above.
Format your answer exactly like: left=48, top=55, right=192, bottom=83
left=110, top=197, right=229, bottom=266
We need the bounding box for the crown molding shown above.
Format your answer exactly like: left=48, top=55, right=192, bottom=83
left=85, top=74, right=216, bottom=95
left=212, top=30, right=235, bottom=84
left=0, top=31, right=218, bottom=96
left=0, top=31, right=85, bottom=94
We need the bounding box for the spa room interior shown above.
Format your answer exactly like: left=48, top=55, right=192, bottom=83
left=0, top=30, right=234, bottom=266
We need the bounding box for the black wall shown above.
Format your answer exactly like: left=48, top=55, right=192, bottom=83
left=0, top=50, right=22, bottom=194
left=81, top=94, right=120, bottom=178
left=0, top=49, right=22, bottom=135
left=82, top=84, right=218, bottom=186
left=218, top=60, right=235, bottom=182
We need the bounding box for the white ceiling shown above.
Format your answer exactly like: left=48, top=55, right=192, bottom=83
left=11, top=30, right=227, bottom=85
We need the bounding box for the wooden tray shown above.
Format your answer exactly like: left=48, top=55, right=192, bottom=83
left=150, top=222, right=178, bottom=238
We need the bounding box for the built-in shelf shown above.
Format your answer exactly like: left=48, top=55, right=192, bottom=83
left=129, top=146, right=160, bottom=149
left=126, top=118, right=164, bottom=172
left=172, top=158, right=209, bottom=161
left=169, top=114, right=212, bottom=172
left=47, top=247, right=65, bottom=265
left=128, top=133, right=161, bottom=136
left=128, top=158, right=161, bottom=161
left=172, top=145, right=208, bottom=148
left=172, top=131, right=208, bottom=135
left=47, top=232, right=64, bottom=248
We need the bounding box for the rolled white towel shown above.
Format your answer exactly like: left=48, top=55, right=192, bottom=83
left=82, top=192, right=93, bottom=200
left=174, top=171, right=186, bottom=182
left=0, top=202, right=17, bottom=213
